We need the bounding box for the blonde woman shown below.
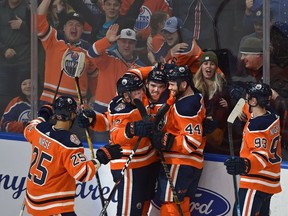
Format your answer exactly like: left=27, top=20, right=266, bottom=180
left=193, top=51, right=229, bottom=151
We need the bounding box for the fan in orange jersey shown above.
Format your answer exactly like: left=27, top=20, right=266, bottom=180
left=150, top=66, right=206, bottom=215
left=37, top=0, right=97, bottom=105
left=225, top=82, right=282, bottom=216
left=23, top=96, right=122, bottom=216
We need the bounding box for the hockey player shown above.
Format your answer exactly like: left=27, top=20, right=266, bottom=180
left=23, top=96, right=122, bottom=216
left=77, top=72, right=160, bottom=215
left=224, top=82, right=282, bottom=216
left=150, top=66, right=206, bottom=215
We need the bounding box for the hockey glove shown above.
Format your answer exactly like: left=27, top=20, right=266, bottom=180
left=38, top=104, right=53, bottom=121
left=151, top=131, right=175, bottom=151
left=203, top=117, right=218, bottom=135
left=125, top=120, right=154, bottom=138
left=77, top=109, right=96, bottom=128
left=224, top=157, right=251, bottom=175
left=96, top=144, right=123, bottom=165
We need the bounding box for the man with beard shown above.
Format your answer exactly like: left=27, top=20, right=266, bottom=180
left=150, top=65, right=206, bottom=215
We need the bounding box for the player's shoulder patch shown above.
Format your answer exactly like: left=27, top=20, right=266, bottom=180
left=70, top=134, right=81, bottom=145
left=115, top=102, right=126, bottom=112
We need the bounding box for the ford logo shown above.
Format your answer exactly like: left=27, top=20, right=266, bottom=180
left=191, top=187, right=231, bottom=216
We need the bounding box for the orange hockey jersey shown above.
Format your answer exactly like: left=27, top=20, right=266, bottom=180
left=23, top=118, right=97, bottom=215
left=37, top=15, right=96, bottom=104
left=106, top=95, right=158, bottom=170
left=161, top=90, right=206, bottom=169
left=88, top=37, right=145, bottom=113
left=239, top=111, right=282, bottom=194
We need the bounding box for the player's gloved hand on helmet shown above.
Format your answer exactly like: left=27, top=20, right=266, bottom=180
left=96, top=144, right=123, bottom=165
left=125, top=120, right=154, bottom=138
left=38, top=104, right=53, bottom=121
left=151, top=131, right=175, bottom=151
left=224, top=157, right=251, bottom=175
left=77, top=109, right=96, bottom=128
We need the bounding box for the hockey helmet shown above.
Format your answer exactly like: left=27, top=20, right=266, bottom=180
left=167, top=65, right=192, bottom=84
left=147, top=68, right=167, bottom=84
left=117, top=73, right=144, bottom=95
left=53, top=96, right=77, bottom=120
left=246, top=82, right=272, bottom=107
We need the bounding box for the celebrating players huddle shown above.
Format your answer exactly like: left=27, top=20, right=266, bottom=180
left=23, top=63, right=282, bottom=216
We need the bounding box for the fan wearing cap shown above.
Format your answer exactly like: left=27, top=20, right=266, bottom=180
left=87, top=25, right=145, bottom=128
left=67, top=0, right=144, bottom=44
left=193, top=51, right=229, bottom=149
left=233, top=37, right=263, bottom=83
left=243, top=0, right=288, bottom=38
left=37, top=0, right=97, bottom=106
left=153, top=16, right=203, bottom=74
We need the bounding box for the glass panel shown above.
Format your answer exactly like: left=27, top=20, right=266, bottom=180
left=0, top=0, right=287, bottom=161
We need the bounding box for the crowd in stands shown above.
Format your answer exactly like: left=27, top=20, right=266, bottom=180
left=0, top=0, right=288, bottom=160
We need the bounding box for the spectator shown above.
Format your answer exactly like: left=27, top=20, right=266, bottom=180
left=224, top=82, right=281, bottom=216
left=154, top=16, right=203, bottom=74
left=150, top=66, right=206, bottom=215
left=233, top=37, right=263, bottom=84
left=238, top=8, right=288, bottom=71
left=47, top=0, right=72, bottom=32
left=67, top=0, right=143, bottom=44
left=88, top=25, right=145, bottom=142
left=147, top=11, right=169, bottom=65
left=193, top=51, right=229, bottom=152
left=0, top=0, right=31, bottom=116
left=88, top=26, right=145, bottom=113
left=37, top=0, right=96, bottom=105
left=23, top=96, right=122, bottom=215
left=0, top=75, right=31, bottom=133
left=120, top=0, right=172, bottom=64
left=243, top=0, right=288, bottom=37
left=172, top=0, right=245, bottom=56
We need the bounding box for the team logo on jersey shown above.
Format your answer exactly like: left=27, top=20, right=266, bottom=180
left=115, top=103, right=126, bottom=112
left=134, top=6, right=152, bottom=31
left=62, top=50, right=85, bottom=78
left=70, top=134, right=81, bottom=145
left=19, top=110, right=31, bottom=123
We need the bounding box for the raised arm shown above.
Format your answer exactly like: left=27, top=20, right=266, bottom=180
left=37, top=0, right=51, bottom=15
left=67, top=0, right=103, bottom=30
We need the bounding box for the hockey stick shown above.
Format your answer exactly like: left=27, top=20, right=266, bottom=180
left=227, top=98, right=245, bottom=216
left=62, top=50, right=107, bottom=214
left=99, top=98, right=149, bottom=216
left=19, top=49, right=77, bottom=216
left=153, top=103, right=183, bottom=216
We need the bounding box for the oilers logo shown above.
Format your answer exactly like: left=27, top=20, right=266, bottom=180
left=19, top=110, right=31, bottom=123
left=134, top=6, right=152, bottom=31
left=62, top=50, right=85, bottom=77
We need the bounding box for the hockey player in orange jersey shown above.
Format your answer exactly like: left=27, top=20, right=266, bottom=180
left=150, top=66, right=206, bottom=215
left=23, top=96, right=122, bottom=216
left=225, top=82, right=282, bottom=216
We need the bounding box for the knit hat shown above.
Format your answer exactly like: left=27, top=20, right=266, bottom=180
left=200, top=51, right=218, bottom=67
left=161, top=16, right=183, bottom=33
left=64, top=12, right=85, bottom=25
left=119, top=28, right=137, bottom=41
left=240, top=37, right=263, bottom=54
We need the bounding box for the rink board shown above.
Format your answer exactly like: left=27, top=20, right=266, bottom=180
left=0, top=134, right=287, bottom=216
